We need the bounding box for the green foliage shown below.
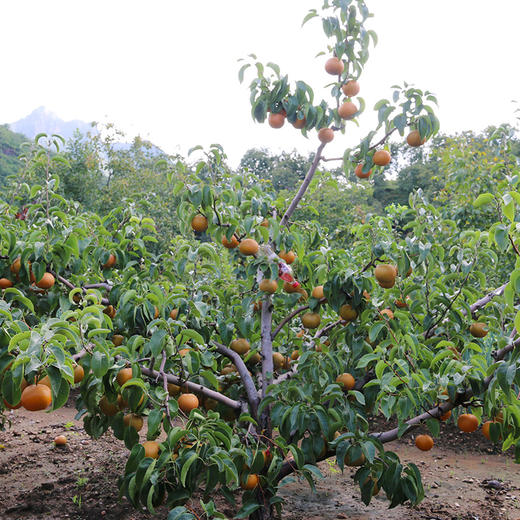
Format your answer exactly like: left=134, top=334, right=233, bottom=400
left=0, top=125, right=26, bottom=185
left=1, top=2, right=520, bottom=520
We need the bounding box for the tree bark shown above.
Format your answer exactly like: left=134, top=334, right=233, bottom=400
left=280, top=143, right=326, bottom=228
left=212, top=341, right=260, bottom=418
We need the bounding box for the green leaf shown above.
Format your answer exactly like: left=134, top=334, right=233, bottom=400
left=510, top=270, right=520, bottom=294
left=4, top=288, right=34, bottom=312
left=301, top=10, right=318, bottom=26
left=177, top=329, right=205, bottom=346
left=167, top=506, right=195, bottom=520
left=494, top=224, right=508, bottom=251
left=121, top=377, right=148, bottom=393
left=514, top=310, right=520, bottom=335
left=149, top=329, right=167, bottom=357
left=473, top=193, right=494, bottom=208
left=369, top=322, right=385, bottom=342
left=426, top=418, right=440, bottom=437
left=91, top=351, right=110, bottom=378
left=180, top=452, right=199, bottom=486
left=361, top=441, right=376, bottom=463
left=235, top=502, right=261, bottom=519
left=303, top=464, right=323, bottom=481
left=201, top=369, right=219, bottom=390
left=375, top=360, right=385, bottom=380
left=238, top=63, right=250, bottom=84
left=503, top=201, right=515, bottom=222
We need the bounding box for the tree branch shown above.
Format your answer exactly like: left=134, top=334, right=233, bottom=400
left=49, top=270, right=110, bottom=305
left=83, top=282, right=113, bottom=291
left=509, top=234, right=520, bottom=257
left=271, top=298, right=327, bottom=339
left=372, top=337, right=519, bottom=443
left=260, top=295, right=274, bottom=397
left=424, top=259, right=475, bottom=338
left=72, top=349, right=87, bottom=361
left=367, top=126, right=398, bottom=152
left=276, top=337, right=520, bottom=483
left=158, top=350, right=174, bottom=428
left=212, top=341, right=259, bottom=418
left=320, top=156, right=343, bottom=162
left=280, top=143, right=326, bottom=227
left=314, top=318, right=344, bottom=339
left=274, top=287, right=516, bottom=483
left=466, top=283, right=507, bottom=317
left=139, top=364, right=242, bottom=410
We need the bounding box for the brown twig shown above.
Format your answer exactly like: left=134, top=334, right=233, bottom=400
left=424, top=258, right=476, bottom=339
left=271, top=298, right=327, bottom=339
left=509, top=234, right=520, bottom=257
left=49, top=270, right=110, bottom=305
left=368, top=127, right=398, bottom=152
left=158, top=350, right=174, bottom=428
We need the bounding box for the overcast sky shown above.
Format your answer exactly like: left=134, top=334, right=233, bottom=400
left=1, top=1, right=519, bottom=166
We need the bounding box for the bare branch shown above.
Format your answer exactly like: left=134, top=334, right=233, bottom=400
left=260, top=295, right=274, bottom=397
left=360, top=257, right=381, bottom=273
left=269, top=368, right=296, bottom=387
left=509, top=234, right=520, bottom=257
left=49, top=270, right=110, bottom=305
left=314, top=318, right=344, bottom=339
left=72, top=349, right=87, bottom=362
left=139, top=364, right=241, bottom=410
left=425, top=259, right=476, bottom=338
left=466, top=283, right=507, bottom=317
left=272, top=298, right=327, bottom=339
left=212, top=341, right=259, bottom=418
left=280, top=143, right=326, bottom=227
left=367, top=126, right=398, bottom=152
left=83, top=282, right=113, bottom=291
left=320, top=156, right=343, bottom=163
left=158, top=350, right=174, bottom=428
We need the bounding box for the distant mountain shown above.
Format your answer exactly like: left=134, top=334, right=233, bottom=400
left=9, top=106, right=97, bottom=141
left=8, top=107, right=164, bottom=156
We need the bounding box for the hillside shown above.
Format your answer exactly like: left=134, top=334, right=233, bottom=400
left=0, top=125, right=27, bottom=184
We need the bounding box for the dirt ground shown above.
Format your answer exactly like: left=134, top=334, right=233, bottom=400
left=0, top=404, right=518, bottom=520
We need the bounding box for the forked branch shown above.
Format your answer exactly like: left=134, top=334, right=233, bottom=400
left=212, top=341, right=260, bottom=417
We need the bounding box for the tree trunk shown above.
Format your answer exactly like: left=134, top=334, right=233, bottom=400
left=250, top=488, right=275, bottom=520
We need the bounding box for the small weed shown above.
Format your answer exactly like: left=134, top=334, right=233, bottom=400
left=326, top=458, right=340, bottom=474
left=76, top=477, right=88, bottom=487
left=72, top=476, right=88, bottom=509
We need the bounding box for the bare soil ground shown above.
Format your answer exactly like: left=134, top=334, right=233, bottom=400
left=0, top=404, right=518, bottom=520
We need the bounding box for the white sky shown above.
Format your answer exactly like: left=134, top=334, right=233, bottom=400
left=1, top=1, right=519, bottom=166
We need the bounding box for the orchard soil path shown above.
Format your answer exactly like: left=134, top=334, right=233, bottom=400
left=0, top=403, right=519, bottom=520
